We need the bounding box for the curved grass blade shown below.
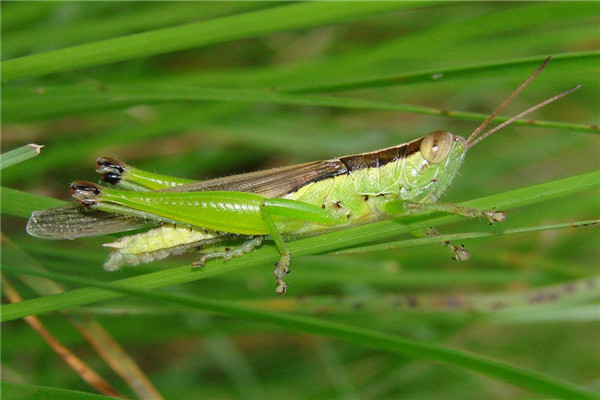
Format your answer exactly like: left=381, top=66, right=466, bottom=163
left=2, top=236, right=162, bottom=399
left=1, top=276, right=124, bottom=398
left=245, top=275, right=600, bottom=315
left=1, top=186, right=65, bottom=218
left=339, top=219, right=600, bottom=254
left=1, top=264, right=596, bottom=399
left=280, top=51, right=600, bottom=93
left=4, top=84, right=595, bottom=133
left=1, top=381, right=117, bottom=400
left=2, top=2, right=411, bottom=81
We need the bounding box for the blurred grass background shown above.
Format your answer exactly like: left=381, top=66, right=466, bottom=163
left=1, top=2, right=599, bottom=399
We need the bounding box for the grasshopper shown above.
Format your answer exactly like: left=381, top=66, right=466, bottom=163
left=27, top=57, right=579, bottom=294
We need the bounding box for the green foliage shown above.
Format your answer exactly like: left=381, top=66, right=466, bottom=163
left=2, top=2, right=598, bottom=399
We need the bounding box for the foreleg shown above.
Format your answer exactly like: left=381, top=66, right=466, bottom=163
left=384, top=200, right=505, bottom=224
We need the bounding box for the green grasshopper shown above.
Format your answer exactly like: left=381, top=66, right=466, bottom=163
left=27, top=57, right=579, bottom=294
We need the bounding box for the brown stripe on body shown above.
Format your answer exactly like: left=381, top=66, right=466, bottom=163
left=287, top=137, right=424, bottom=193
left=339, top=137, right=423, bottom=172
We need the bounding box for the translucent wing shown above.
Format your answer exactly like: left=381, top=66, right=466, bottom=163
left=26, top=204, right=153, bottom=239
left=160, top=160, right=347, bottom=197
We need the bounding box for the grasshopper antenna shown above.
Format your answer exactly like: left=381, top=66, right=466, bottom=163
left=465, top=56, right=580, bottom=148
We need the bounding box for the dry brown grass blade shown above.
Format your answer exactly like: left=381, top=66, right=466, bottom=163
left=2, top=235, right=163, bottom=399
left=1, top=275, right=124, bottom=398
left=71, top=316, right=164, bottom=400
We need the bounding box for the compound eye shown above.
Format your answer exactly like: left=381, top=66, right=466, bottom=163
left=420, top=131, right=453, bottom=164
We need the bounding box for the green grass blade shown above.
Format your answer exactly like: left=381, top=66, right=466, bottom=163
left=4, top=83, right=594, bottom=133
left=280, top=51, right=600, bottom=93
left=2, top=2, right=271, bottom=56
left=1, top=186, right=65, bottom=218
left=246, top=276, right=600, bottom=315
left=1, top=235, right=163, bottom=399
left=163, top=3, right=597, bottom=94
left=0, top=144, right=43, bottom=170
left=1, top=381, right=116, bottom=400
left=1, top=262, right=595, bottom=399
left=2, top=2, right=410, bottom=81
left=339, top=219, right=600, bottom=254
